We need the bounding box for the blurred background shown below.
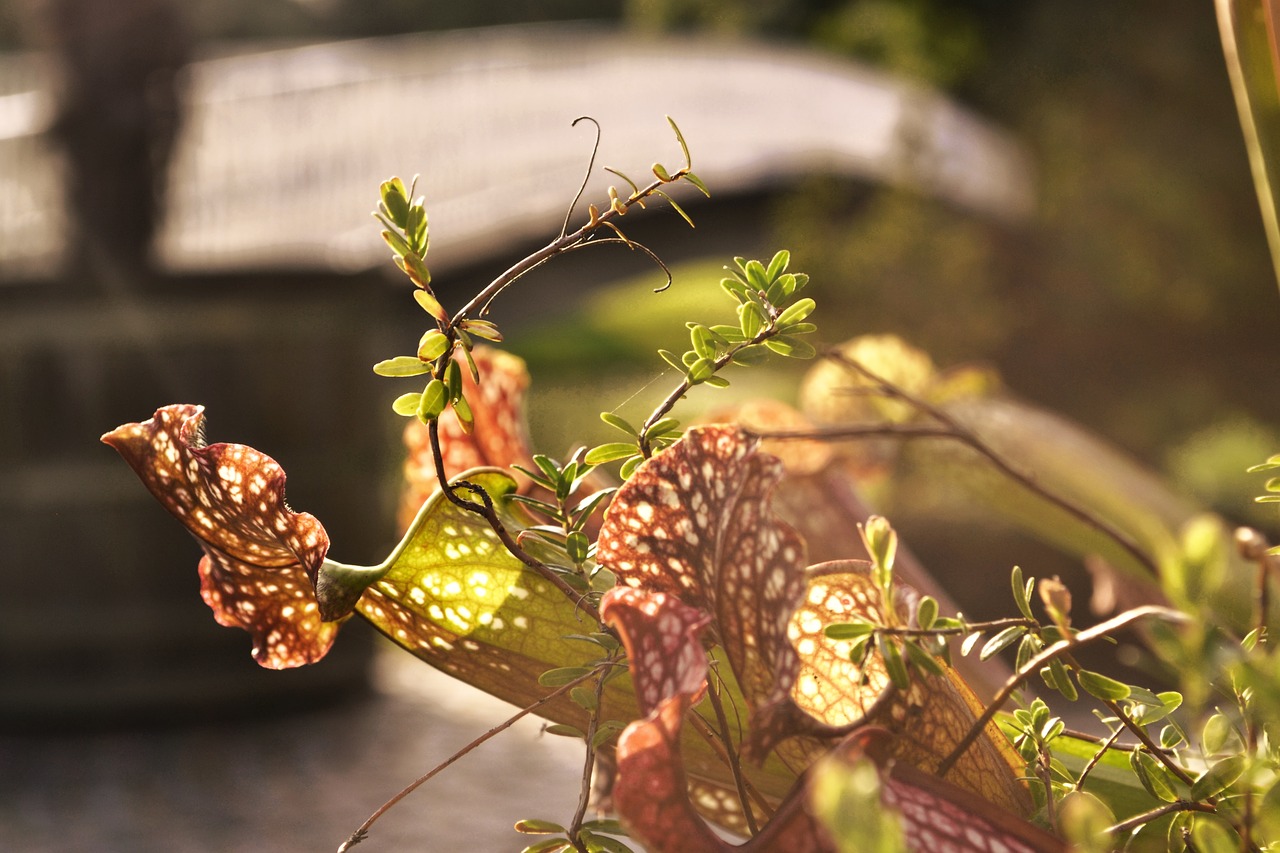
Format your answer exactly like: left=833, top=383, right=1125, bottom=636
left=1, top=0, right=1278, bottom=850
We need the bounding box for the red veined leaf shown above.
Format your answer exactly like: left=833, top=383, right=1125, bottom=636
left=399, top=347, right=533, bottom=531
left=101, top=405, right=336, bottom=668
left=787, top=562, right=1033, bottom=818
left=599, top=587, right=710, bottom=715
left=834, top=729, right=1066, bottom=852
left=602, top=587, right=832, bottom=853
left=597, top=425, right=823, bottom=758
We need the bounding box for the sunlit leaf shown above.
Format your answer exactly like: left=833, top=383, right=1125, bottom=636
left=788, top=563, right=1033, bottom=818
left=597, top=425, right=815, bottom=757
left=601, top=587, right=828, bottom=853
left=101, top=405, right=337, bottom=668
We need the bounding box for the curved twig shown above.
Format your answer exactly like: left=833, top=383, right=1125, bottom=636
left=561, top=116, right=603, bottom=240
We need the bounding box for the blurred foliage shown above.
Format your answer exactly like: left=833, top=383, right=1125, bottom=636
left=624, top=0, right=983, bottom=87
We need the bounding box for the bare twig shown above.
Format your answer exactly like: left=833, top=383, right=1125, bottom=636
left=1074, top=725, right=1124, bottom=792
left=1106, top=800, right=1216, bottom=837
left=705, top=676, right=760, bottom=836
left=337, top=666, right=604, bottom=852
left=560, top=117, right=602, bottom=240
left=566, top=666, right=612, bottom=852
left=758, top=351, right=1163, bottom=579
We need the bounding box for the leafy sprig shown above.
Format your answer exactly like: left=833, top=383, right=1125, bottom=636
left=585, top=251, right=817, bottom=476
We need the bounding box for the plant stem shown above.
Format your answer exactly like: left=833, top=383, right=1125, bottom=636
left=814, top=351, right=1163, bottom=579
left=1106, top=800, right=1216, bottom=837
left=428, top=418, right=601, bottom=624
left=337, top=666, right=604, bottom=852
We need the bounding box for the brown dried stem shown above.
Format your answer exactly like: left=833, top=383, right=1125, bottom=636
left=337, top=665, right=605, bottom=852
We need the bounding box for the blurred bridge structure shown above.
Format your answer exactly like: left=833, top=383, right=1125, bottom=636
left=0, top=22, right=1031, bottom=281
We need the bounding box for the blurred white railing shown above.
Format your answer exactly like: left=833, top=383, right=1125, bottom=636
left=0, top=23, right=1033, bottom=281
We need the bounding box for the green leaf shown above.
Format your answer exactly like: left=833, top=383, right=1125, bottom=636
left=519, top=840, right=571, bottom=853
left=380, top=177, right=410, bottom=227
left=765, top=249, right=790, bottom=281
left=1129, top=749, right=1180, bottom=803
left=397, top=252, right=432, bottom=288
left=544, top=723, right=586, bottom=739
left=1189, top=816, right=1240, bottom=853
left=578, top=830, right=634, bottom=853
left=902, top=638, right=943, bottom=676
left=683, top=171, right=710, bottom=197
left=457, top=319, right=502, bottom=343
left=570, top=686, right=598, bottom=712
left=373, top=356, right=431, bottom=377
left=1246, top=453, right=1280, bottom=472
left=1201, top=713, right=1238, bottom=756
left=444, top=359, right=463, bottom=402
left=666, top=115, right=691, bottom=166
left=877, top=633, right=909, bottom=689
left=775, top=297, right=816, bottom=327
left=417, top=329, right=449, bottom=362
left=452, top=393, right=473, bottom=432
left=1011, top=566, right=1035, bottom=620
left=600, top=412, right=638, bottom=437
left=417, top=378, right=448, bottom=420
left=538, top=666, right=593, bottom=687
left=730, top=344, right=769, bottom=366
left=915, top=596, right=938, bottom=630
left=566, top=530, right=590, bottom=565
left=738, top=301, right=765, bottom=338
left=960, top=631, right=983, bottom=657
left=651, top=161, right=671, bottom=182
left=591, top=720, right=625, bottom=749
left=690, top=325, right=716, bottom=359
left=579, top=818, right=628, bottom=836
left=1046, top=657, right=1078, bottom=701
left=618, top=454, right=645, bottom=480
left=824, top=621, right=876, bottom=640
left=645, top=417, right=681, bottom=437
left=1077, top=670, right=1132, bottom=702
left=585, top=443, right=639, bottom=465
left=704, top=375, right=730, bottom=388
left=980, top=626, right=1025, bottom=661
left=515, top=819, right=567, bottom=835
left=413, top=288, right=446, bottom=320
left=764, top=335, right=817, bottom=359
left=686, top=357, right=714, bottom=383
left=657, top=348, right=684, bottom=371
left=391, top=392, right=422, bottom=417
left=1190, top=755, right=1246, bottom=801
left=380, top=228, right=412, bottom=258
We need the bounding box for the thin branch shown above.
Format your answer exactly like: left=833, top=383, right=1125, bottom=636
left=453, top=173, right=680, bottom=325
left=1106, top=800, right=1216, bottom=837
left=1075, top=725, right=1124, bottom=792
left=566, top=666, right=612, bottom=851
left=706, top=676, right=759, bottom=836
left=936, top=606, right=1189, bottom=777
left=817, top=351, right=1162, bottom=579
left=561, top=117, right=602, bottom=240
left=558, top=236, right=675, bottom=292
left=337, top=666, right=604, bottom=852
left=427, top=418, right=601, bottom=623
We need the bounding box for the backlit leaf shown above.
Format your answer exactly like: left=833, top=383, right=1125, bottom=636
left=597, top=425, right=814, bottom=757
left=101, top=405, right=336, bottom=668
